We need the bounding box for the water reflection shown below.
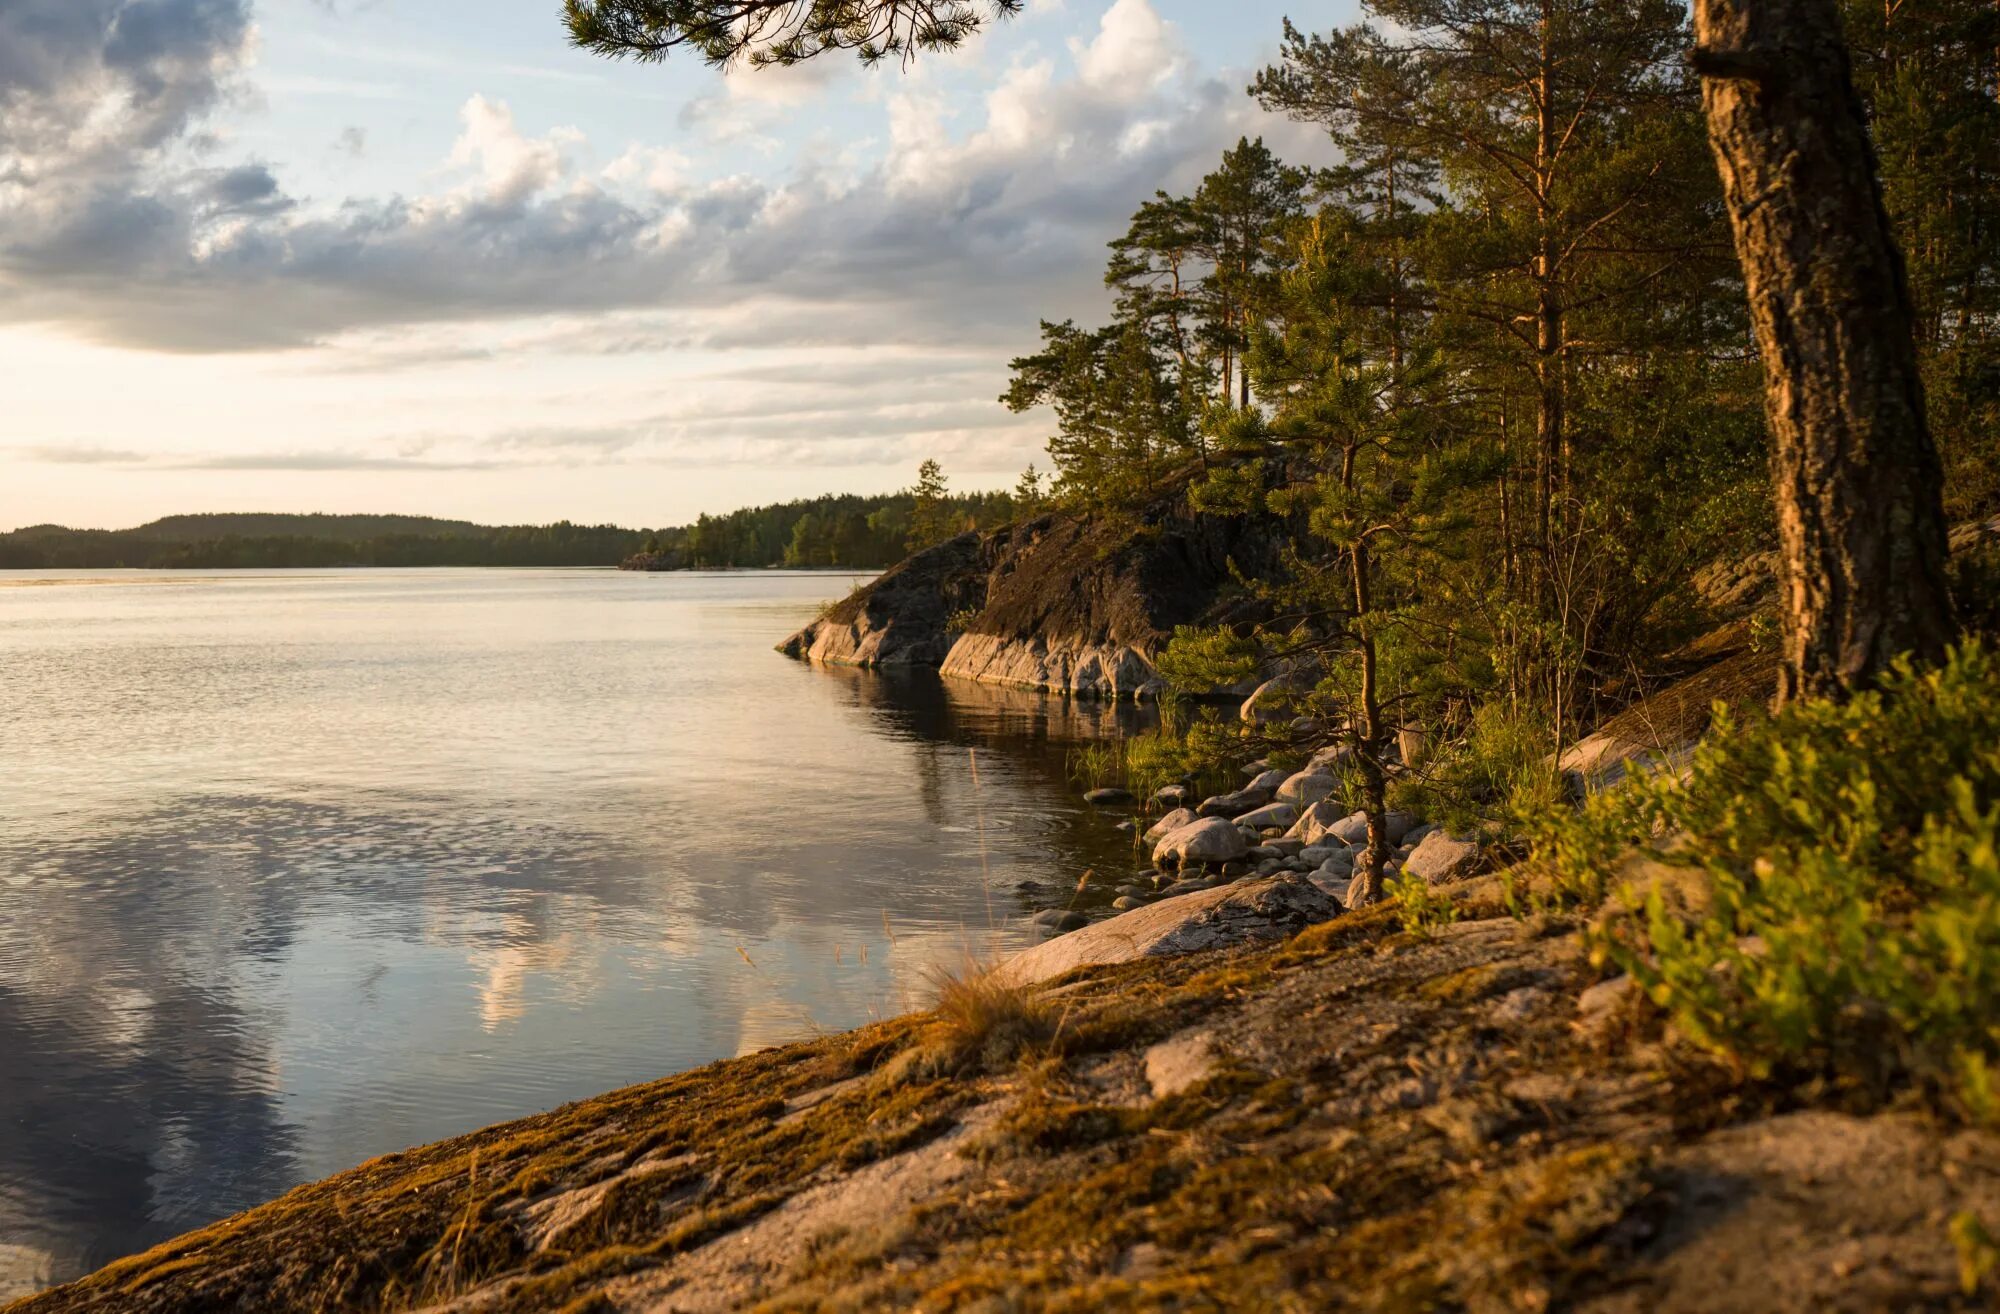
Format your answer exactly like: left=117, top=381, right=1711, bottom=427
left=0, top=570, right=1151, bottom=1289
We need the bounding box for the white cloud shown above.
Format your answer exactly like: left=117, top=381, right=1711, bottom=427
left=445, top=95, right=583, bottom=208
left=0, top=0, right=1329, bottom=508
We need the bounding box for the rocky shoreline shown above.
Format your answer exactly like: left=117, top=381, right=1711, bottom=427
left=1013, top=750, right=1485, bottom=944
left=779, top=500, right=1283, bottom=701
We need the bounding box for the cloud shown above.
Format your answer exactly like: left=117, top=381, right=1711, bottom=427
left=16, top=444, right=153, bottom=465
left=0, top=0, right=1320, bottom=358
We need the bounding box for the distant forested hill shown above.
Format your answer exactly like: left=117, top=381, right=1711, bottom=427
left=0, top=492, right=1021, bottom=570
left=0, top=517, right=650, bottom=569
left=127, top=513, right=493, bottom=542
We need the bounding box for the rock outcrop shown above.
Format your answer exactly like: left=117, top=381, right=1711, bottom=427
left=778, top=532, right=989, bottom=669
left=781, top=497, right=1281, bottom=699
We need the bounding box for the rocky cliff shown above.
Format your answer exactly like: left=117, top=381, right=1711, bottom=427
left=777, top=531, right=992, bottom=669
left=780, top=500, right=1278, bottom=699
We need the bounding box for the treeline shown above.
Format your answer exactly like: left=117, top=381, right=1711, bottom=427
left=0, top=477, right=1033, bottom=571
left=633, top=477, right=1025, bottom=570
left=0, top=518, right=650, bottom=569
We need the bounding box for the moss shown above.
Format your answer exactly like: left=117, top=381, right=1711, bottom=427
left=1415, top=961, right=1544, bottom=1006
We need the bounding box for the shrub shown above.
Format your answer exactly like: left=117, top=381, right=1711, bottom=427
left=1411, top=703, right=1564, bottom=836
left=1390, top=870, right=1462, bottom=938
left=1580, top=642, right=2000, bottom=1120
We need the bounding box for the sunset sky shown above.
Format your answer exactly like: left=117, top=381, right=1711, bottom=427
left=1, top=0, right=1336, bottom=531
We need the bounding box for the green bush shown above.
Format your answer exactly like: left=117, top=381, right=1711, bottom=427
left=1411, top=702, right=1565, bottom=837
left=1580, top=642, right=2000, bottom=1120
left=1390, top=870, right=1462, bottom=937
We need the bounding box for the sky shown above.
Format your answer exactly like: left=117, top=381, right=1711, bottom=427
left=0, top=0, right=1345, bottom=532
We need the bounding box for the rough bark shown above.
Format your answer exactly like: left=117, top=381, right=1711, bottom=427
left=1692, top=0, right=1956, bottom=702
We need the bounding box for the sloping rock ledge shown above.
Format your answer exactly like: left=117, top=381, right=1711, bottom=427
left=780, top=499, right=1280, bottom=700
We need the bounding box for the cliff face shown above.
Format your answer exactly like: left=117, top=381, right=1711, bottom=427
left=780, top=502, right=1278, bottom=699
left=777, top=531, right=992, bottom=669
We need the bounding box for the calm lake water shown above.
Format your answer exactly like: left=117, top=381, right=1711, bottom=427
left=0, top=569, right=1152, bottom=1295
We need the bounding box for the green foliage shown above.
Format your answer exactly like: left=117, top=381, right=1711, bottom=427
left=1064, top=742, right=1122, bottom=791
left=906, top=459, right=959, bottom=553
left=1156, top=626, right=1262, bottom=695
left=565, top=0, right=1021, bottom=68
left=1389, top=870, right=1461, bottom=937
left=1412, top=703, right=1559, bottom=834
left=1577, top=644, right=2000, bottom=1120
left=1843, top=0, right=2000, bottom=518
left=1952, top=1211, right=2000, bottom=1296
left=0, top=517, right=652, bottom=570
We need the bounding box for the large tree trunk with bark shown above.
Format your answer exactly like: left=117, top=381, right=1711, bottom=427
left=1692, top=0, right=1956, bottom=702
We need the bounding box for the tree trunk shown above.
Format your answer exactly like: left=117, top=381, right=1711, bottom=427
left=1347, top=539, right=1391, bottom=908
left=1693, top=0, right=1956, bottom=702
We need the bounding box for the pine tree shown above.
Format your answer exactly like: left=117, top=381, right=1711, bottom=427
left=1188, top=139, right=1308, bottom=409
left=566, top=0, right=1020, bottom=67
left=907, top=459, right=957, bottom=552
left=1255, top=3, right=1747, bottom=741
left=1693, top=0, right=1957, bottom=699
left=1013, top=464, right=1047, bottom=519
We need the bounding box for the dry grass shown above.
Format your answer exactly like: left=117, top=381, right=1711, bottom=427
left=916, top=957, right=1060, bottom=1076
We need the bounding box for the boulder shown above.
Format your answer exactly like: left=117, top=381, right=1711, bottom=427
left=1152, top=817, right=1251, bottom=869
left=1151, top=785, right=1191, bottom=808
left=996, top=876, right=1343, bottom=986
left=1197, top=788, right=1273, bottom=819
left=1245, top=768, right=1290, bottom=795
left=1308, top=744, right=1353, bottom=770
left=1298, top=843, right=1352, bottom=869
left=1328, top=811, right=1370, bottom=845
left=1234, top=801, right=1300, bottom=831
left=1084, top=787, right=1135, bottom=806
left=1404, top=831, right=1484, bottom=885
left=1264, top=838, right=1305, bottom=858
left=1143, top=807, right=1198, bottom=843
left=1275, top=769, right=1340, bottom=808
left=1239, top=675, right=1304, bottom=724
left=1328, top=810, right=1417, bottom=847
left=1307, top=872, right=1352, bottom=903
left=1287, top=799, right=1349, bottom=845
left=1030, top=909, right=1088, bottom=935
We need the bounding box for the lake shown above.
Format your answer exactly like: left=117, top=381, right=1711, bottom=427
left=0, top=569, right=1152, bottom=1296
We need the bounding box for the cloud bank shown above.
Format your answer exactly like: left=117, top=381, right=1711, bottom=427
left=1, top=0, right=1312, bottom=356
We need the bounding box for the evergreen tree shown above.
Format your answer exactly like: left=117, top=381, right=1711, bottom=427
left=1013, top=464, right=1048, bottom=519
left=1188, top=139, right=1309, bottom=409
left=907, top=459, right=957, bottom=552
left=1694, top=0, right=1957, bottom=699
left=1842, top=0, right=2000, bottom=515
left=1255, top=3, right=1753, bottom=741
left=565, top=0, right=1019, bottom=67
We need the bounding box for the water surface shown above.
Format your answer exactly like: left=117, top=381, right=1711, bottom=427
left=0, top=569, right=1149, bottom=1294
